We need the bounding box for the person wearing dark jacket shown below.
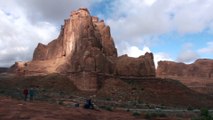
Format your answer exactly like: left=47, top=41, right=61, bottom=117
left=84, top=99, right=94, bottom=109
left=23, top=88, right=28, bottom=101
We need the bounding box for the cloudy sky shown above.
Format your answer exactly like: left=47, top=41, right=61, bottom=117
left=0, top=0, right=213, bottom=67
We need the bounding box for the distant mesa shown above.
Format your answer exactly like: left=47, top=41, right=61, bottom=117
left=10, top=8, right=156, bottom=91
left=0, top=67, right=8, bottom=73
left=157, top=59, right=213, bottom=79
left=157, top=59, right=213, bottom=94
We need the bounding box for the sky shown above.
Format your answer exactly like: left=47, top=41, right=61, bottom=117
left=0, top=0, right=213, bottom=67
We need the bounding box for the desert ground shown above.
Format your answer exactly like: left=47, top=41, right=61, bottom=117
left=1, top=73, right=213, bottom=120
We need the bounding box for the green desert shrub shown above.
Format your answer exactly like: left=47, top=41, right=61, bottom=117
left=132, top=111, right=141, bottom=116
left=145, top=112, right=167, bottom=120
left=105, top=98, right=112, bottom=101
left=58, top=100, right=64, bottom=105
left=201, top=108, right=209, bottom=117
left=187, top=106, right=194, bottom=111
left=192, top=108, right=213, bottom=120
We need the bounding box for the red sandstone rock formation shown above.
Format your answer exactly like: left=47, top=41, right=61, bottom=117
left=11, top=8, right=156, bottom=91
left=157, top=59, right=213, bottom=94
left=9, top=62, right=28, bottom=76
left=157, top=59, right=213, bottom=79
left=32, top=8, right=117, bottom=74
left=115, top=53, right=155, bottom=77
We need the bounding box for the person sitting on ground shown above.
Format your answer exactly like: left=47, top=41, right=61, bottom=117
left=84, top=99, right=94, bottom=109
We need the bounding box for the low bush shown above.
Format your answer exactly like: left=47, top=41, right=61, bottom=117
left=144, top=112, right=167, bottom=120
left=192, top=108, right=213, bottom=120
left=58, top=100, right=64, bottom=105
left=132, top=111, right=141, bottom=116
left=105, top=98, right=112, bottom=101
left=187, top=106, right=194, bottom=111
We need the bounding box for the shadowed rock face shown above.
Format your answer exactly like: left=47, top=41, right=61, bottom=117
left=11, top=8, right=156, bottom=91
left=157, top=59, right=213, bottom=94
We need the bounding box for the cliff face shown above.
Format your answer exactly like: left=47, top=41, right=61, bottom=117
left=157, top=59, right=213, bottom=78
left=32, top=8, right=117, bottom=74
left=115, top=53, right=155, bottom=77
left=11, top=8, right=156, bottom=91
left=157, top=59, right=213, bottom=94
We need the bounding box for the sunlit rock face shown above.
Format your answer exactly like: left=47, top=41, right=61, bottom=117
left=115, top=53, right=156, bottom=77
left=9, top=62, right=27, bottom=75
left=33, top=8, right=117, bottom=75
left=30, top=8, right=118, bottom=91
left=157, top=59, right=213, bottom=94
left=11, top=8, right=156, bottom=91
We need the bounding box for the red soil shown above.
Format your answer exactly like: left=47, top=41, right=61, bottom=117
left=0, top=96, right=141, bottom=120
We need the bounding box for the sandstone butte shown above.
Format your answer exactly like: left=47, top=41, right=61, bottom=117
left=157, top=59, right=213, bottom=94
left=10, top=8, right=156, bottom=91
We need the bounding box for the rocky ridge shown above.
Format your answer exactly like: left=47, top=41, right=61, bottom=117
left=157, top=59, right=213, bottom=94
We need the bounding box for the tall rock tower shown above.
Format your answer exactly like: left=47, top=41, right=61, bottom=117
left=32, top=8, right=117, bottom=91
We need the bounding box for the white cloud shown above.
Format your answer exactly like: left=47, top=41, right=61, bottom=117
left=105, top=0, right=213, bottom=48
left=121, top=45, right=172, bottom=67
left=144, top=0, right=157, bottom=6
left=122, top=45, right=151, bottom=58
left=171, top=0, right=213, bottom=34
left=154, top=52, right=173, bottom=67
left=176, top=43, right=199, bottom=63
left=106, top=0, right=172, bottom=44
left=107, top=0, right=213, bottom=37
left=0, top=7, right=57, bottom=67
left=15, top=0, right=98, bottom=24
left=198, top=41, right=213, bottom=54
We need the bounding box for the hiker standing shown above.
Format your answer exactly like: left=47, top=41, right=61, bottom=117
left=23, top=88, right=28, bottom=101
left=29, top=87, right=35, bottom=101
